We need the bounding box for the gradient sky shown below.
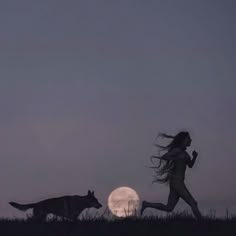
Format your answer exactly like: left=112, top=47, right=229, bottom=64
left=0, top=0, right=235, bottom=218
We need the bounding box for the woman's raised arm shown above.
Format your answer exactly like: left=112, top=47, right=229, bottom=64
left=187, top=150, right=198, bottom=168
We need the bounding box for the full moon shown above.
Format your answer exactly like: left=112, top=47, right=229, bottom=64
left=108, top=186, right=140, bottom=217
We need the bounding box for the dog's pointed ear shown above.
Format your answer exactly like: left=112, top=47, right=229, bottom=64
left=88, top=190, right=91, bottom=195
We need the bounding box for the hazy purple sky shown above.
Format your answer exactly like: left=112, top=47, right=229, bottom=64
left=0, top=0, right=236, bottom=218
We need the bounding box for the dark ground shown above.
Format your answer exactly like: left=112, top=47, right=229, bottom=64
left=1, top=215, right=235, bottom=236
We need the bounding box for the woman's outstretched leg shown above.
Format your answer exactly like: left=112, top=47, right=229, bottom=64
left=141, top=187, right=179, bottom=215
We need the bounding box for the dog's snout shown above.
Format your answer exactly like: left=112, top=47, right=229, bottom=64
left=96, top=203, right=102, bottom=209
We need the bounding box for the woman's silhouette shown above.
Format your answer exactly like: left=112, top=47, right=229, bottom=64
left=141, top=131, right=202, bottom=219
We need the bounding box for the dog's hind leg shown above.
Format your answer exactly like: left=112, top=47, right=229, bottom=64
left=32, top=207, right=47, bottom=221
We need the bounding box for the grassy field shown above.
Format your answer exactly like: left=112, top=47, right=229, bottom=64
left=1, top=214, right=235, bottom=236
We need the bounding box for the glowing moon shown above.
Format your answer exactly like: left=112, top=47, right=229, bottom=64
left=108, top=186, right=140, bottom=217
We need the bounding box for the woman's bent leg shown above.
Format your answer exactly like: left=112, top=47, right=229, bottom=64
left=175, top=181, right=202, bottom=220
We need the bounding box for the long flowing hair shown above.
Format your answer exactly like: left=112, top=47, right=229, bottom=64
left=150, top=131, right=190, bottom=184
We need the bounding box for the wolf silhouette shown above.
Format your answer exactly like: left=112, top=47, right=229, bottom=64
left=9, top=190, right=102, bottom=221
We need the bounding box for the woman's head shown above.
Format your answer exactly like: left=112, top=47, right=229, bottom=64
left=157, top=131, right=191, bottom=150
left=171, top=131, right=191, bottom=149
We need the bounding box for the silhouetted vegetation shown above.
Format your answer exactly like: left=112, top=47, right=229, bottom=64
left=1, top=213, right=235, bottom=236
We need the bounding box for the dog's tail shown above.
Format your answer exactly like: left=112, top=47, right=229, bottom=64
left=9, top=202, right=36, bottom=211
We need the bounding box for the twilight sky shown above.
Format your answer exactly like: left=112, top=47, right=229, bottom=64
left=0, top=0, right=236, bottom=218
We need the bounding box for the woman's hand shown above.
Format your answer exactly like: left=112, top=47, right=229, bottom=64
left=188, top=150, right=198, bottom=168
left=192, top=150, right=198, bottom=158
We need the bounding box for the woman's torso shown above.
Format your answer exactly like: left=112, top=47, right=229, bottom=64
left=169, top=149, right=190, bottom=181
